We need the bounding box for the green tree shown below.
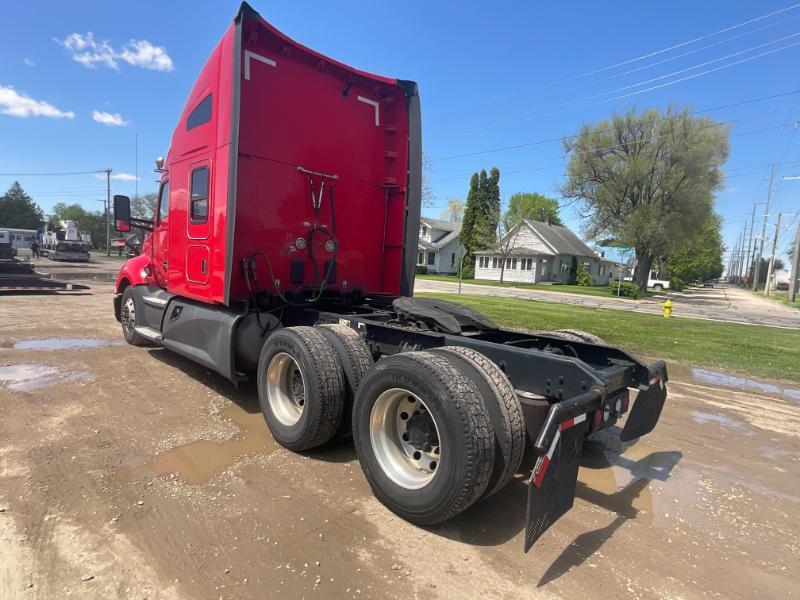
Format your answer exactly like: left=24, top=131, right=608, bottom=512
left=50, top=203, right=107, bottom=249
left=0, top=182, right=44, bottom=229
left=505, top=192, right=564, bottom=227
left=460, top=167, right=501, bottom=277
left=130, top=193, right=158, bottom=220
left=667, top=212, right=725, bottom=283
left=562, top=107, right=729, bottom=291
left=575, top=263, right=592, bottom=286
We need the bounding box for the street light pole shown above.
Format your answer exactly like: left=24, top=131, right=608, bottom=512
left=763, top=213, right=782, bottom=296
left=752, top=165, right=774, bottom=290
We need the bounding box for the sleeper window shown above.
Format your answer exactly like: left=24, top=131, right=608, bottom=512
left=190, top=167, right=209, bottom=224
left=186, top=94, right=212, bottom=131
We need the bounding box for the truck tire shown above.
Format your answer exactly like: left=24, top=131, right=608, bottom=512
left=431, top=346, right=525, bottom=498
left=120, top=287, right=149, bottom=346
left=352, top=351, right=495, bottom=525
left=552, top=329, right=606, bottom=345
left=316, top=324, right=374, bottom=437
left=257, top=326, right=345, bottom=452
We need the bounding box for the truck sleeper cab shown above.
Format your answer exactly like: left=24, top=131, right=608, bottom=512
left=112, top=2, right=668, bottom=551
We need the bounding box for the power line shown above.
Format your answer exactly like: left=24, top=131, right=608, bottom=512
left=0, top=170, right=106, bottom=177
left=448, top=31, right=800, bottom=134
left=431, top=88, right=800, bottom=162
left=434, top=3, right=800, bottom=115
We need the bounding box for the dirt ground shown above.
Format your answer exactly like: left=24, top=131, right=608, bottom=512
left=1, top=280, right=799, bottom=599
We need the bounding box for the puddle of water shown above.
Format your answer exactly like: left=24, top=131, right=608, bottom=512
left=13, top=338, right=123, bottom=351
left=0, top=363, right=93, bottom=391
left=691, top=367, right=800, bottom=402
left=691, top=410, right=747, bottom=430
left=119, top=402, right=276, bottom=484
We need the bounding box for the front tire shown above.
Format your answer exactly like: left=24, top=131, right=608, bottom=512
left=353, top=351, right=495, bottom=525
left=120, top=287, right=148, bottom=346
left=257, top=327, right=345, bottom=451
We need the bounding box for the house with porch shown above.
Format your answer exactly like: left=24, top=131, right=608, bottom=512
left=417, top=217, right=464, bottom=274
left=474, top=220, right=613, bottom=285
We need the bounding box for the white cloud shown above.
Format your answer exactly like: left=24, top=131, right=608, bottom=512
left=92, top=110, right=128, bottom=127
left=55, top=32, right=174, bottom=72
left=0, top=85, right=75, bottom=119
left=119, top=40, right=174, bottom=72
left=96, top=172, right=140, bottom=181
left=23, top=58, right=35, bottom=67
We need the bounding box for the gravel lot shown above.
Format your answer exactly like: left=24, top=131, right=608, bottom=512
left=1, top=278, right=798, bottom=599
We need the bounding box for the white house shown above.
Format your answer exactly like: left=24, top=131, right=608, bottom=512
left=417, top=218, right=464, bottom=275
left=474, top=220, right=613, bottom=285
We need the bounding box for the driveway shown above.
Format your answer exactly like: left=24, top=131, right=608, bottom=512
left=415, top=279, right=800, bottom=329
left=1, top=283, right=798, bottom=599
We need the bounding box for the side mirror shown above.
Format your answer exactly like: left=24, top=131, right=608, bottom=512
left=155, top=156, right=165, bottom=172
left=114, top=195, right=131, bottom=232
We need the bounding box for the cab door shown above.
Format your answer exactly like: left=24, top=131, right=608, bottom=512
left=186, top=160, right=211, bottom=286
left=152, top=180, right=170, bottom=289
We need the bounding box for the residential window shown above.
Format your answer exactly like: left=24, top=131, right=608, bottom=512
left=525, top=258, right=533, bottom=270
left=186, top=94, right=212, bottom=131
left=418, top=251, right=424, bottom=264
left=190, top=167, right=209, bottom=223
left=427, top=252, right=436, bottom=266
left=451, top=253, right=456, bottom=267
left=492, top=257, right=498, bottom=269
left=157, top=181, right=169, bottom=225
left=512, top=258, right=518, bottom=269
left=561, top=262, right=570, bottom=273
left=477, top=256, right=484, bottom=269
left=421, top=225, right=427, bottom=236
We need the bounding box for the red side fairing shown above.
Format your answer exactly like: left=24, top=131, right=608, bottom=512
left=229, top=12, right=411, bottom=302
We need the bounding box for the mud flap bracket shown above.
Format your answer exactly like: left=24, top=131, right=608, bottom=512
left=620, top=360, right=668, bottom=442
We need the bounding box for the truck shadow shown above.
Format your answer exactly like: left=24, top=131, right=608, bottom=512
left=427, top=438, right=682, bottom=555
left=146, top=347, right=359, bottom=465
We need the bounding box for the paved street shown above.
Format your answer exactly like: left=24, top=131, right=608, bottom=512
left=415, top=279, right=800, bottom=329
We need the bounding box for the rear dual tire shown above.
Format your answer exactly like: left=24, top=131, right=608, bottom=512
left=352, top=351, right=497, bottom=525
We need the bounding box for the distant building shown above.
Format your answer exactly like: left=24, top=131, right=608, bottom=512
left=417, top=218, right=464, bottom=275
left=474, top=220, right=614, bottom=285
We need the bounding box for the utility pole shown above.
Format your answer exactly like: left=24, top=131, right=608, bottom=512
left=105, top=168, right=112, bottom=257
left=752, top=165, right=774, bottom=290
left=789, top=220, right=800, bottom=303
left=745, top=202, right=757, bottom=283
left=763, top=212, right=782, bottom=296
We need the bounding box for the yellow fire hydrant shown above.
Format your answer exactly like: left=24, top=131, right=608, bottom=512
left=663, top=299, right=673, bottom=318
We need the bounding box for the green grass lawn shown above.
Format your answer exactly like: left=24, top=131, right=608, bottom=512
left=764, top=290, right=800, bottom=310
left=417, top=273, right=650, bottom=299
left=417, top=292, right=800, bottom=382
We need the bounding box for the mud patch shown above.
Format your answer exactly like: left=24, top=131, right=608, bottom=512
left=13, top=338, right=123, bottom=351
left=691, top=410, right=748, bottom=431
left=0, top=364, right=92, bottom=392
left=119, top=401, right=276, bottom=484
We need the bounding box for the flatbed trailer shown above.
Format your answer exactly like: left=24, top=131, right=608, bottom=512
left=0, top=260, right=89, bottom=293
left=110, top=2, right=668, bottom=551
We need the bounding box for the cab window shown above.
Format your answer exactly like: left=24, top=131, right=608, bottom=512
left=157, top=181, right=169, bottom=225
left=190, top=167, right=209, bottom=224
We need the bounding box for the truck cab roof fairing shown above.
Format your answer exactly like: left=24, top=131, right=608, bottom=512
left=225, top=2, right=420, bottom=305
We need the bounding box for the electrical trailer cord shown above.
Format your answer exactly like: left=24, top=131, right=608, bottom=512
left=241, top=174, right=339, bottom=329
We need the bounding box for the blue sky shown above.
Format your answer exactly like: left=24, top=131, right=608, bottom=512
left=1, top=1, right=799, bottom=263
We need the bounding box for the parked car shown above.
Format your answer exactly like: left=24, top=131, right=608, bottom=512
left=702, top=280, right=715, bottom=288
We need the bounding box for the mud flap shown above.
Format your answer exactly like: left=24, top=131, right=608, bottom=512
left=620, top=361, right=668, bottom=442
left=524, top=415, right=590, bottom=552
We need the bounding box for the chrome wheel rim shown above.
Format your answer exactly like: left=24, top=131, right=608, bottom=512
left=369, top=388, right=441, bottom=490
left=121, top=297, right=136, bottom=335
left=266, top=352, right=306, bottom=426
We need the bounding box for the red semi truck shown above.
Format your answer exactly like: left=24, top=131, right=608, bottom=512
left=112, top=3, right=668, bottom=550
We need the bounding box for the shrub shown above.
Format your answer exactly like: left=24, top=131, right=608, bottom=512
left=610, top=281, right=640, bottom=299
left=415, top=265, right=428, bottom=275
left=575, top=264, right=592, bottom=287
left=670, top=277, right=684, bottom=292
